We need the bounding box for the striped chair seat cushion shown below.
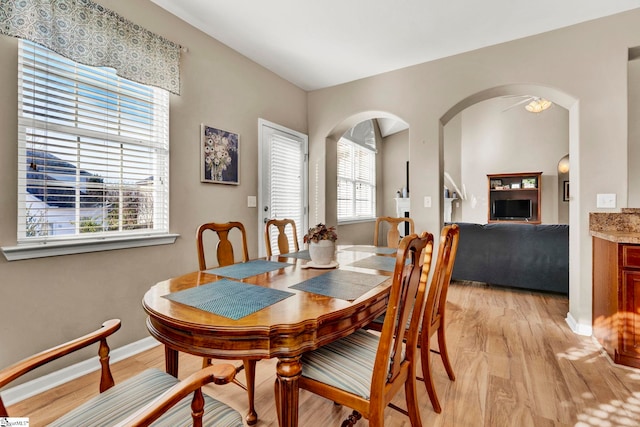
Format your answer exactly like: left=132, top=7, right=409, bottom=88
left=301, top=329, right=385, bottom=399
left=49, top=368, right=243, bottom=427
left=371, top=305, right=416, bottom=329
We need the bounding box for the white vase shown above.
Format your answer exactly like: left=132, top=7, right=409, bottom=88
left=308, top=240, right=335, bottom=265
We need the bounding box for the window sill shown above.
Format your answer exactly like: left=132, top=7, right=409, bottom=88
left=338, top=218, right=376, bottom=226
left=1, top=234, right=180, bottom=261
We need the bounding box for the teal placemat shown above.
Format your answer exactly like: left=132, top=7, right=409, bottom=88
left=206, top=259, right=292, bottom=279
left=164, top=279, right=295, bottom=320
left=289, top=270, right=388, bottom=301
left=279, top=249, right=311, bottom=260
left=342, top=246, right=397, bottom=255
left=347, top=255, right=398, bottom=272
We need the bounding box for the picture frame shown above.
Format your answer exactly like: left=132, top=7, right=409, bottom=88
left=522, top=178, right=537, bottom=189
left=490, top=179, right=502, bottom=189
left=201, top=124, right=239, bottom=185
left=511, top=183, right=521, bottom=189
left=563, top=180, right=570, bottom=201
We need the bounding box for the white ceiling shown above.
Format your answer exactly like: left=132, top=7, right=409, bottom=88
left=151, top=0, right=640, bottom=91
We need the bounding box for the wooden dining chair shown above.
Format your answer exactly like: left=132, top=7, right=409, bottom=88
left=196, top=221, right=258, bottom=425
left=418, top=223, right=460, bottom=413
left=264, top=218, right=299, bottom=257
left=196, top=221, right=249, bottom=269
left=374, top=216, right=415, bottom=248
left=279, top=231, right=435, bottom=427
left=364, top=223, right=460, bottom=413
left=0, top=319, right=244, bottom=427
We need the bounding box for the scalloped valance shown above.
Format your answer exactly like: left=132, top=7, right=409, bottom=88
left=0, top=0, right=181, bottom=94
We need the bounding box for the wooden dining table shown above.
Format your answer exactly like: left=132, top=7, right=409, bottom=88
left=142, top=245, right=397, bottom=427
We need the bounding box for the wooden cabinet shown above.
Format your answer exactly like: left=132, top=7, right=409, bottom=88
left=592, top=237, right=640, bottom=368
left=487, top=172, right=541, bottom=224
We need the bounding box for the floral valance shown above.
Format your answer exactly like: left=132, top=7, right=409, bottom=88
left=0, top=0, right=181, bottom=95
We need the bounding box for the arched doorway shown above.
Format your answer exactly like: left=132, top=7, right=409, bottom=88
left=439, top=84, right=589, bottom=335
left=322, top=112, right=409, bottom=244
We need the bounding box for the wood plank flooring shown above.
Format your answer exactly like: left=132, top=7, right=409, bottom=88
left=8, top=281, right=640, bottom=426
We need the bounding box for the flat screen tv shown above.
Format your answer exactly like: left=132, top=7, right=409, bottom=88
left=493, top=199, right=532, bottom=220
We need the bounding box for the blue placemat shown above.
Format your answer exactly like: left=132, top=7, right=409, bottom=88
left=206, top=259, right=292, bottom=279
left=279, top=249, right=311, bottom=260
left=347, top=255, right=398, bottom=272
left=163, top=279, right=295, bottom=320
left=342, top=246, right=397, bottom=255
left=289, top=270, right=388, bottom=301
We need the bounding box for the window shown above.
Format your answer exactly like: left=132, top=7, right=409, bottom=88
left=16, top=40, right=170, bottom=246
left=337, top=122, right=376, bottom=222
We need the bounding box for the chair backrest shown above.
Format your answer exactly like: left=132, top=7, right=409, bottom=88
left=421, top=224, right=460, bottom=337
left=372, top=231, right=434, bottom=396
left=196, top=222, right=249, bottom=270
left=374, top=216, right=415, bottom=248
left=264, top=218, right=299, bottom=257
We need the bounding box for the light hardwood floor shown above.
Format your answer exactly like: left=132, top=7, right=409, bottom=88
left=8, top=281, right=640, bottom=426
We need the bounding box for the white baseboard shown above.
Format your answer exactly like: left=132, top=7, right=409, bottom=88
left=566, top=312, right=592, bottom=336
left=0, top=336, right=160, bottom=407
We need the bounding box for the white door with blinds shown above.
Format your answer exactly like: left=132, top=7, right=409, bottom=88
left=258, top=119, right=308, bottom=257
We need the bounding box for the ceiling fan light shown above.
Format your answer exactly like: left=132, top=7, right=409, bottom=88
left=525, top=98, right=552, bottom=113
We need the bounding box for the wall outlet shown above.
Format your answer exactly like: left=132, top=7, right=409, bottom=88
left=424, top=196, right=432, bottom=208
left=596, top=193, right=616, bottom=208
left=247, top=196, right=257, bottom=208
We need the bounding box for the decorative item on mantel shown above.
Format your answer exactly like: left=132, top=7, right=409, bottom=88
left=304, top=223, right=338, bottom=266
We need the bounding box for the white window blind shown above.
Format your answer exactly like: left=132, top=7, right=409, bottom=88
left=268, top=133, right=304, bottom=252
left=17, top=40, right=170, bottom=244
left=337, top=137, right=376, bottom=222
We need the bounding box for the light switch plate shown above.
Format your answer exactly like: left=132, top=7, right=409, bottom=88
left=424, top=196, right=432, bottom=208
left=247, top=196, right=257, bottom=208
left=596, top=193, right=616, bottom=208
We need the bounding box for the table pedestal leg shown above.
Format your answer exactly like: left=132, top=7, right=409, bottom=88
left=275, top=356, right=302, bottom=427
left=165, top=346, right=179, bottom=377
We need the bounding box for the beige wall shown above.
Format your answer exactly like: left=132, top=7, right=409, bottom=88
left=307, top=10, right=640, bottom=334
left=629, top=58, right=640, bottom=206
left=444, top=115, right=463, bottom=222
left=381, top=129, right=410, bottom=217
left=446, top=97, right=569, bottom=225
left=0, top=0, right=307, bottom=378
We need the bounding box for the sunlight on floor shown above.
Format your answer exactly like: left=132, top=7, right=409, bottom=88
left=552, top=332, right=640, bottom=426
left=556, top=342, right=601, bottom=362
left=574, top=387, right=640, bottom=426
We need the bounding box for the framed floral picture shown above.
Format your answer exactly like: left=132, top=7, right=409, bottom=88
left=201, top=124, right=239, bottom=185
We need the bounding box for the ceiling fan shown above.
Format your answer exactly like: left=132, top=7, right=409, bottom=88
left=502, top=95, right=552, bottom=113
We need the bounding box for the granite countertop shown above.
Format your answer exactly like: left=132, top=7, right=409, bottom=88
left=590, top=209, right=640, bottom=243
left=590, top=230, right=640, bottom=244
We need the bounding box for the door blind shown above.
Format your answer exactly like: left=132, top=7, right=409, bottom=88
left=268, top=133, right=304, bottom=252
